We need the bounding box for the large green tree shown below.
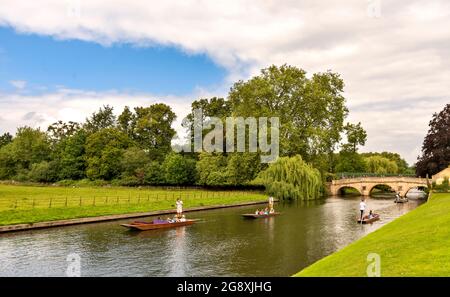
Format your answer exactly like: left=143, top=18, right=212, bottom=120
left=85, top=128, right=132, bottom=180
left=0, top=127, right=51, bottom=179
left=162, top=152, right=197, bottom=185
left=84, top=105, right=116, bottom=133
left=416, top=103, right=450, bottom=177
left=228, top=65, right=348, bottom=172
left=364, top=155, right=398, bottom=174
left=130, top=103, right=176, bottom=161
left=0, top=133, right=13, bottom=148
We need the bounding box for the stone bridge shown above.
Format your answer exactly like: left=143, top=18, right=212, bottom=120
left=329, top=176, right=428, bottom=197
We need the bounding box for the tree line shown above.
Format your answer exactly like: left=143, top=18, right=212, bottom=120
left=0, top=65, right=414, bottom=197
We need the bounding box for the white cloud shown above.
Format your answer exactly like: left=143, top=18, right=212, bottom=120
left=0, top=88, right=196, bottom=144
left=9, top=80, right=27, bottom=89
left=0, top=0, right=449, bottom=164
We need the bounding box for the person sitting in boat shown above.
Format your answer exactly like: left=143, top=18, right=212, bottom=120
left=152, top=216, right=167, bottom=224
left=255, top=209, right=260, bottom=215
left=269, top=208, right=275, bottom=214
left=180, top=215, right=186, bottom=222
left=264, top=208, right=269, bottom=215
left=259, top=210, right=265, bottom=215
left=368, top=210, right=374, bottom=219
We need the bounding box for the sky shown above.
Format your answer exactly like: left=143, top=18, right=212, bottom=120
left=0, top=0, right=449, bottom=165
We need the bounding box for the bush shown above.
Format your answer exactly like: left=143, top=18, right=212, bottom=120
left=28, top=161, right=58, bottom=182
left=162, top=153, right=197, bottom=185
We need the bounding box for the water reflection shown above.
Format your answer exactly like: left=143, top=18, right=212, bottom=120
left=0, top=196, right=424, bottom=276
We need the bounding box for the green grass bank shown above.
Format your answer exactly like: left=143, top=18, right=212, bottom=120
left=0, top=184, right=266, bottom=226
left=296, top=193, right=450, bottom=276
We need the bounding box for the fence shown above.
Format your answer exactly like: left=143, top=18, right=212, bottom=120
left=0, top=190, right=263, bottom=212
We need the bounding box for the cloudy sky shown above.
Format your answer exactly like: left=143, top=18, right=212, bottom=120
left=0, top=0, right=449, bottom=164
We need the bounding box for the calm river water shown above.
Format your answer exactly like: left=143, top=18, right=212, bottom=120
left=0, top=195, right=424, bottom=276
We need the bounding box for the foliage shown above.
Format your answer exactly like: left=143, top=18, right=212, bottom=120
left=416, top=103, right=450, bottom=177
left=364, top=155, right=398, bottom=174
left=257, top=155, right=322, bottom=200
left=196, top=153, right=228, bottom=186
left=84, top=105, right=116, bottom=133
left=162, top=153, right=197, bottom=185
left=132, top=103, right=177, bottom=161
left=28, top=161, right=59, bottom=182
left=0, top=132, right=13, bottom=148
left=0, top=127, right=51, bottom=179
left=85, top=128, right=132, bottom=180
left=362, top=152, right=409, bottom=174
left=228, top=65, right=348, bottom=165
left=58, top=129, right=87, bottom=180
left=334, top=150, right=367, bottom=173
left=341, top=122, right=367, bottom=154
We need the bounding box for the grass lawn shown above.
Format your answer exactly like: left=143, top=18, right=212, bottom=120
left=296, top=193, right=450, bottom=276
left=0, top=184, right=266, bottom=226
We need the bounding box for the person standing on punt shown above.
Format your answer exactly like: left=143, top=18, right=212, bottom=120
left=268, top=196, right=274, bottom=212
left=359, top=198, right=367, bottom=223
left=176, top=198, right=183, bottom=218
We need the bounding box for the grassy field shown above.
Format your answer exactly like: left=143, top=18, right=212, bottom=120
left=0, top=184, right=266, bottom=226
left=296, top=192, right=450, bottom=276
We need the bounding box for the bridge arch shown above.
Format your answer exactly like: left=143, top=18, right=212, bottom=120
left=368, top=184, right=396, bottom=196
left=404, top=185, right=428, bottom=197
left=336, top=186, right=361, bottom=196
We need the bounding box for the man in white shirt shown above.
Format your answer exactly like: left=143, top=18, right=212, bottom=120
left=359, top=199, right=367, bottom=222
left=268, top=196, right=274, bottom=212
left=176, top=198, right=183, bottom=218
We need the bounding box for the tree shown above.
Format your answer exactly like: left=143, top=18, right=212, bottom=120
left=84, top=105, right=116, bottom=133
left=334, top=151, right=367, bottom=173
left=117, top=106, right=135, bottom=137
left=0, top=133, right=13, bottom=148
left=364, top=156, right=398, bottom=174
left=47, top=120, right=81, bottom=144
left=144, top=161, right=164, bottom=185
left=196, top=152, right=228, bottom=186
left=85, top=128, right=133, bottom=180
left=362, top=152, right=409, bottom=174
left=28, top=161, right=59, bottom=182
left=132, top=103, right=176, bottom=161
left=121, top=147, right=150, bottom=184
left=226, top=153, right=262, bottom=186
left=162, top=153, right=197, bottom=185
left=416, top=104, right=450, bottom=177
left=257, top=155, right=323, bottom=200
left=228, top=65, right=348, bottom=169
left=342, top=122, right=367, bottom=154
left=334, top=122, right=367, bottom=173
left=58, top=130, right=87, bottom=180
left=0, top=127, right=51, bottom=179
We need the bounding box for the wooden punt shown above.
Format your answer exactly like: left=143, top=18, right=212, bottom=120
left=357, top=214, right=380, bottom=224
left=241, top=212, right=281, bottom=219
left=121, top=219, right=197, bottom=231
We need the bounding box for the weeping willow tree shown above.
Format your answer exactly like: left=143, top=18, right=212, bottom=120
left=257, top=155, right=323, bottom=200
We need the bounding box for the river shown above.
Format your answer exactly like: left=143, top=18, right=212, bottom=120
left=0, top=195, right=424, bottom=276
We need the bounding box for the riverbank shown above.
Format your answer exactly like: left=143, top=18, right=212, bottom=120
left=296, top=193, right=450, bottom=276
left=0, top=184, right=266, bottom=226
